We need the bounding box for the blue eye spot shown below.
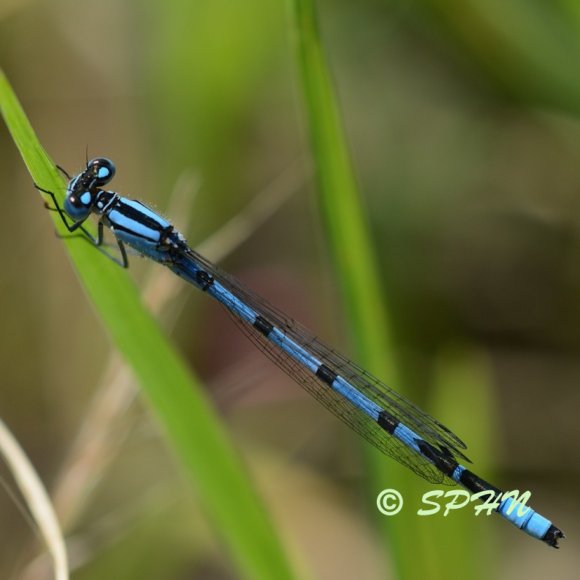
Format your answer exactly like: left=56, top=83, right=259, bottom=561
left=80, top=191, right=92, bottom=205
left=98, top=167, right=110, bottom=179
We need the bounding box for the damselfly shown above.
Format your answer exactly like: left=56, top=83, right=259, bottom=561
left=36, top=158, right=564, bottom=548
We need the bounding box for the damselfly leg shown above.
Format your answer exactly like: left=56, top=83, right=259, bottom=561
left=35, top=181, right=128, bottom=268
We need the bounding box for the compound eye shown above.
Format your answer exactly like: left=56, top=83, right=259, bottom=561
left=88, top=157, right=116, bottom=186
left=64, top=190, right=93, bottom=221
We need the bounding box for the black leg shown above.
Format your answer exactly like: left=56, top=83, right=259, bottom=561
left=34, top=183, right=130, bottom=268
left=55, top=231, right=130, bottom=267
left=34, top=183, right=85, bottom=233
left=56, top=165, right=71, bottom=179
left=115, top=237, right=129, bottom=268
left=97, top=221, right=129, bottom=268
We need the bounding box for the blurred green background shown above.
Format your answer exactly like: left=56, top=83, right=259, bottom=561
left=1, top=0, right=579, bottom=578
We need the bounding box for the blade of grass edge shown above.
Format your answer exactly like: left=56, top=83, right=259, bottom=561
left=429, top=344, right=496, bottom=579
left=0, top=69, right=296, bottom=580
left=286, top=2, right=450, bottom=577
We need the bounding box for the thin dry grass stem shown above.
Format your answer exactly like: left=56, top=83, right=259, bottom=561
left=63, top=484, right=181, bottom=574
left=0, top=419, right=69, bottom=580
left=197, top=160, right=308, bottom=262
left=51, top=359, right=135, bottom=528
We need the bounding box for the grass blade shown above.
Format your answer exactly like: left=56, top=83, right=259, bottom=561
left=286, top=1, right=471, bottom=576
left=0, top=69, right=296, bottom=580
left=0, top=419, right=68, bottom=580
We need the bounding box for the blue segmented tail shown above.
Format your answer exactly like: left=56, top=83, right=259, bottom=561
left=167, top=249, right=564, bottom=548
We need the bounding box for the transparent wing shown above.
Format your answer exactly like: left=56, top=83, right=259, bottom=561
left=179, top=249, right=469, bottom=485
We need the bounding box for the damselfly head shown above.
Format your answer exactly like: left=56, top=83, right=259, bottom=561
left=86, top=158, right=116, bottom=186
left=64, top=185, right=97, bottom=221
left=63, top=158, right=116, bottom=221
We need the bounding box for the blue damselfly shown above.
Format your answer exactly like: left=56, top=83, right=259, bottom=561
left=35, top=158, right=565, bottom=548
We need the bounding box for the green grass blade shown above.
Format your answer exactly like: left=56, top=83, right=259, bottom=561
left=429, top=345, right=496, bottom=579
left=288, top=1, right=392, bottom=366
left=0, top=69, right=296, bottom=580
left=287, top=2, right=471, bottom=577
